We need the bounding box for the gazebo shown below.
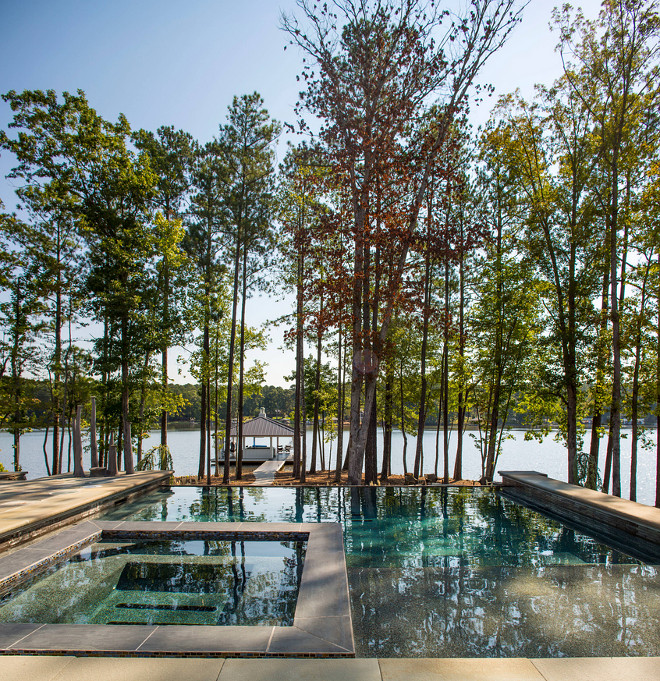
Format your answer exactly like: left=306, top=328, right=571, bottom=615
left=228, top=407, right=296, bottom=462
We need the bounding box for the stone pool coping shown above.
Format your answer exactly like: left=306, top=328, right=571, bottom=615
left=499, top=471, right=660, bottom=562
left=0, top=520, right=354, bottom=658
left=0, top=472, right=172, bottom=552
left=4, top=655, right=660, bottom=681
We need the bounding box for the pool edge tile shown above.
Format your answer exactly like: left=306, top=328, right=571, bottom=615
left=7, top=623, right=157, bottom=653
left=293, top=616, right=354, bottom=654
left=0, top=623, right=45, bottom=648
left=138, top=624, right=273, bottom=654
left=267, top=626, right=352, bottom=656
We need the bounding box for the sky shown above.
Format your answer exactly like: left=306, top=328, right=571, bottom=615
left=0, top=0, right=605, bottom=387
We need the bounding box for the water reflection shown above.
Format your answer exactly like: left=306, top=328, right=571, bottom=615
left=350, top=564, right=660, bottom=657
left=0, top=539, right=305, bottom=627
left=101, top=486, right=660, bottom=657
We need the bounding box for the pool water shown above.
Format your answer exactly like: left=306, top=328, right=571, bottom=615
left=102, top=486, right=660, bottom=657
left=0, top=538, right=305, bottom=626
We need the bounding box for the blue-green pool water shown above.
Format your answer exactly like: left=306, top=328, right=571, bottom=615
left=101, top=486, right=660, bottom=657
left=0, top=538, right=305, bottom=627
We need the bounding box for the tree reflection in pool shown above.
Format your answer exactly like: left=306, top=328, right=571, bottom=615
left=101, top=486, right=660, bottom=657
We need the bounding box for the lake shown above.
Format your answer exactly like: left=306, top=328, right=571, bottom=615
left=0, top=426, right=657, bottom=506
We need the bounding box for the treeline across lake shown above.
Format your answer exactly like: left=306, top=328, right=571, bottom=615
left=15, top=377, right=637, bottom=431
left=1, top=1, right=660, bottom=506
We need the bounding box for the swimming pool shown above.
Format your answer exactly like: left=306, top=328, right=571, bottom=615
left=0, top=538, right=306, bottom=627
left=101, top=486, right=660, bottom=658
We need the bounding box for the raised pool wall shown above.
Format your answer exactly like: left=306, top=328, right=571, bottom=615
left=499, top=470, right=660, bottom=563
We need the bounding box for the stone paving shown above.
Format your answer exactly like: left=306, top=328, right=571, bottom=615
left=0, top=472, right=171, bottom=550
left=1, top=656, right=659, bottom=681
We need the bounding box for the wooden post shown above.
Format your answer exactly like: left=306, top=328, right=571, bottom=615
left=107, top=432, right=118, bottom=476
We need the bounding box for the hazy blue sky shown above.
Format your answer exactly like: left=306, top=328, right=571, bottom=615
left=0, top=0, right=605, bottom=386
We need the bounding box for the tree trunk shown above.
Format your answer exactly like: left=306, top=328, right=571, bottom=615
left=365, top=374, right=378, bottom=483
left=381, top=363, right=393, bottom=481
left=310, top=320, right=322, bottom=475
left=11, top=277, right=22, bottom=473
left=120, top=308, right=133, bottom=474
left=610, top=252, right=622, bottom=495
left=300, top=374, right=307, bottom=484
left=99, top=314, right=109, bottom=471
left=137, top=351, right=150, bottom=463
left=365, top=229, right=381, bottom=486
left=442, top=255, right=450, bottom=484
left=199, top=324, right=208, bottom=479
left=414, top=219, right=431, bottom=479
left=566, top=379, right=579, bottom=484
left=347, top=207, right=365, bottom=485
left=223, top=230, right=242, bottom=484
left=400, top=360, right=408, bottom=477
left=565, top=231, right=579, bottom=485
left=52, top=231, right=62, bottom=476
left=124, top=419, right=134, bottom=474
left=42, top=425, right=51, bottom=476
left=90, top=396, right=98, bottom=468
left=334, top=323, right=344, bottom=483
left=293, top=248, right=304, bottom=479
left=656, top=268, right=660, bottom=507
left=206, top=364, right=211, bottom=485
left=484, top=214, right=505, bottom=484
left=454, top=237, right=465, bottom=481
left=237, top=238, right=249, bottom=480
left=73, top=405, right=85, bottom=477
left=434, top=390, right=442, bottom=479
left=319, top=413, right=326, bottom=470
left=602, top=416, right=615, bottom=494
left=630, top=257, right=652, bottom=501
left=586, top=265, right=609, bottom=489
left=161, top=258, right=170, bottom=450
left=609, top=131, right=623, bottom=497
left=214, top=332, right=220, bottom=477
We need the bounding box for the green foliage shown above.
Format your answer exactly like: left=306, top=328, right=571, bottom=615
left=136, top=444, right=174, bottom=471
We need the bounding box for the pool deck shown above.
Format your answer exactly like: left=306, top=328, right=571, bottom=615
left=0, top=475, right=658, bottom=677
left=0, top=471, right=171, bottom=551
left=2, top=655, right=659, bottom=680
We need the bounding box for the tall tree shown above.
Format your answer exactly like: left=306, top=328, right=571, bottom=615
left=492, top=82, right=600, bottom=484
left=2, top=89, right=157, bottom=474
left=186, top=142, right=225, bottom=479
left=217, top=93, right=279, bottom=482
left=556, top=0, right=660, bottom=495
left=283, top=0, right=525, bottom=485
left=133, top=126, right=195, bottom=453
left=0, top=229, right=42, bottom=472
left=470, top=122, right=540, bottom=483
